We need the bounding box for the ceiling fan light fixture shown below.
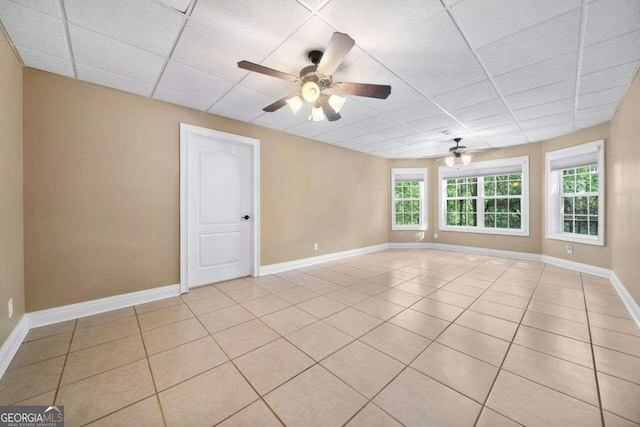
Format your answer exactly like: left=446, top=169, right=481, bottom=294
left=445, top=156, right=455, bottom=167
left=286, top=94, right=303, bottom=114
left=461, top=153, right=472, bottom=165
left=328, top=94, right=346, bottom=113
left=301, top=81, right=321, bottom=103
left=311, top=105, right=325, bottom=122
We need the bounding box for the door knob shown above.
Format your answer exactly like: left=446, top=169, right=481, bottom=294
left=241, top=215, right=250, bottom=220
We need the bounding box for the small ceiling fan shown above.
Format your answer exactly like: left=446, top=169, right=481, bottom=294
left=443, top=138, right=472, bottom=166
left=237, top=32, right=392, bottom=122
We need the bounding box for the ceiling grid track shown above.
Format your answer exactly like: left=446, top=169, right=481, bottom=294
left=572, top=0, right=590, bottom=131
left=57, top=0, right=77, bottom=78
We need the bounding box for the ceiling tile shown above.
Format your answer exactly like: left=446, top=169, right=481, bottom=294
left=287, top=117, right=348, bottom=138
left=352, top=114, right=400, bottom=132
left=209, top=104, right=264, bottom=123
left=512, top=98, right=575, bottom=121
left=579, top=61, right=639, bottom=94
left=0, top=1, right=69, bottom=59
left=158, top=61, right=233, bottom=103
left=339, top=133, right=385, bottom=149
left=10, top=0, right=60, bottom=17
left=250, top=115, right=292, bottom=131
left=64, top=0, right=184, bottom=56
left=153, top=87, right=212, bottom=111
left=331, top=50, right=399, bottom=87
left=191, top=0, right=311, bottom=56
left=580, top=29, right=640, bottom=75
left=390, top=133, right=433, bottom=145
left=332, top=100, right=380, bottom=124
left=519, top=111, right=573, bottom=131
left=261, top=105, right=309, bottom=128
left=370, top=12, right=469, bottom=79
left=583, top=0, right=640, bottom=47
left=577, top=85, right=627, bottom=110
left=70, top=25, right=164, bottom=83
left=449, top=98, right=508, bottom=122
left=504, top=79, right=576, bottom=110
left=153, top=0, right=191, bottom=13
left=474, top=123, right=521, bottom=137
left=575, top=116, right=610, bottom=129
left=476, top=8, right=581, bottom=76
left=387, top=100, right=443, bottom=124
left=297, top=0, right=330, bottom=12
left=214, top=85, right=277, bottom=117
left=406, top=52, right=487, bottom=98
left=18, top=47, right=74, bottom=77
left=523, top=123, right=573, bottom=140
left=76, top=64, right=153, bottom=96
left=360, top=81, right=426, bottom=113
left=482, top=131, right=528, bottom=146
left=492, top=51, right=578, bottom=95
left=318, top=0, right=443, bottom=52
left=315, top=125, right=367, bottom=142
left=376, top=124, right=419, bottom=139
left=576, top=103, right=617, bottom=121
left=451, top=0, right=581, bottom=49
left=239, top=57, right=299, bottom=99
left=409, top=113, right=459, bottom=133
left=356, top=139, right=406, bottom=153
left=464, top=112, right=514, bottom=131
left=171, top=20, right=265, bottom=83
left=432, top=80, right=500, bottom=111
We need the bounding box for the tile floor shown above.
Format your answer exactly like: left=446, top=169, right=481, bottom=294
left=1, top=249, right=639, bottom=426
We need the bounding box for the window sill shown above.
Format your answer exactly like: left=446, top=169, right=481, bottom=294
left=392, top=225, right=428, bottom=231
left=439, top=225, right=529, bottom=237
left=546, top=232, right=604, bottom=246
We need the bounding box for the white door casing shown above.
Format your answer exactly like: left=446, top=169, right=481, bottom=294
left=180, top=124, right=260, bottom=293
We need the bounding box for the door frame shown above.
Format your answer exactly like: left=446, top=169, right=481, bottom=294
left=179, top=123, right=260, bottom=294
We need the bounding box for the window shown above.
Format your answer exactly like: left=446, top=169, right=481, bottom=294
left=439, top=157, right=529, bottom=236
left=391, top=168, right=427, bottom=230
left=546, top=140, right=604, bottom=246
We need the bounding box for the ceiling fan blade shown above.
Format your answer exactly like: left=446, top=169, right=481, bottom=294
left=263, top=93, right=297, bottom=112
left=316, top=32, right=355, bottom=76
left=331, top=82, right=391, bottom=99
left=321, top=99, right=341, bottom=122
left=238, top=61, right=299, bottom=83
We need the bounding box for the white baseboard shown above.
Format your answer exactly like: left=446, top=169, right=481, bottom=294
left=259, top=243, right=389, bottom=276
left=387, top=242, right=433, bottom=249
left=541, top=255, right=611, bottom=279
left=431, top=243, right=543, bottom=262
left=0, top=315, right=29, bottom=379
left=28, top=284, right=181, bottom=329
left=610, top=271, right=640, bottom=330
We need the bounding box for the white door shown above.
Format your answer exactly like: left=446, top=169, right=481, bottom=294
left=182, top=125, right=255, bottom=289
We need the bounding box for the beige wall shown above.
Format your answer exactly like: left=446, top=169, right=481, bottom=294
left=23, top=69, right=388, bottom=311
left=0, top=32, right=25, bottom=345
left=610, top=73, right=640, bottom=302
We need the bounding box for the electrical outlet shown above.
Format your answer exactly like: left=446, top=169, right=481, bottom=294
left=314, top=242, right=318, bottom=251
left=433, top=233, right=438, bottom=239
left=566, top=245, right=573, bottom=254
left=8, top=298, right=13, bottom=318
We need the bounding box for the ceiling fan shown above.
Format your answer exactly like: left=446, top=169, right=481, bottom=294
left=237, top=32, right=392, bottom=122
left=443, top=138, right=472, bottom=166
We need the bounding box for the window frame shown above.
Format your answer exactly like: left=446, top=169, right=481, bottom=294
left=391, top=168, right=428, bottom=231
left=545, top=140, right=605, bottom=246
left=438, top=156, right=530, bottom=237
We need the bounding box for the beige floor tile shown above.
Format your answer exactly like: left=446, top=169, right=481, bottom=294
left=70, top=317, right=140, bottom=351
left=594, top=345, right=640, bottom=385
left=260, top=306, right=317, bottom=335
left=186, top=293, right=236, bottom=316
left=349, top=281, right=390, bottom=296
left=325, top=288, right=370, bottom=306
left=214, top=278, right=254, bottom=293
left=134, top=295, right=183, bottom=315
left=437, top=324, right=509, bottom=366
left=450, top=276, right=494, bottom=290
left=469, top=299, right=524, bottom=323
left=76, top=307, right=136, bottom=329
left=56, top=359, right=155, bottom=426
left=324, top=307, right=383, bottom=338
left=286, top=321, right=353, bottom=361
left=487, top=371, right=600, bottom=427
left=587, top=301, right=634, bottom=319
left=213, top=319, right=280, bottom=359
left=286, top=273, right=322, bottom=286
left=346, top=403, right=402, bottom=426
left=368, top=274, right=405, bottom=287
left=217, top=400, right=282, bottom=427
left=589, top=312, right=640, bottom=337
left=533, top=289, right=585, bottom=309
left=598, top=372, right=640, bottom=424
left=322, top=341, right=404, bottom=399
left=521, top=311, right=590, bottom=342
left=476, top=408, right=520, bottom=427
left=180, top=284, right=226, bottom=302
left=257, top=278, right=299, bottom=293
left=62, top=334, right=146, bottom=385
left=411, top=298, right=464, bottom=321
left=603, top=411, right=640, bottom=427
left=198, top=304, right=254, bottom=334
left=0, top=356, right=64, bottom=405
left=159, top=362, right=258, bottom=427
left=427, top=290, right=476, bottom=308
left=514, top=325, right=593, bottom=368
left=527, top=300, right=588, bottom=324
left=455, top=310, right=518, bottom=342
left=407, top=275, right=449, bottom=288
left=352, top=297, right=404, bottom=320
left=87, top=396, right=164, bottom=427
left=585, top=291, right=625, bottom=307
left=265, top=364, right=367, bottom=427
left=591, top=326, right=640, bottom=357
left=479, top=290, right=529, bottom=309
left=296, top=296, right=347, bottom=319
left=137, top=304, right=194, bottom=332
left=9, top=332, right=72, bottom=370
left=411, top=342, right=498, bottom=403
left=360, top=323, right=430, bottom=364
left=424, top=269, right=462, bottom=282
left=241, top=295, right=291, bottom=317
left=224, top=286, right=271, bottom=303
left=234, top=338, right=314, bottom=395
left=388, top=309, right=450, bottom=340
left=377, top=289, right=424, bottom=307
left=374, top=368, right=481, bottom=426
left=536, top=283, right=584, bottom=298
left=298, top=279, right=343, bottom=294
left=13, top=390, right=56, bottom=406
left=24, top=320, right=76, bottom=342
left=503, top=344, right=599, bottom=406
left=142, top=317, right=208, bottom=355
left=394, top=281, right=438, bottom=297
left=489, top=283, right=534, bottom=298
left=276, top=286, right=320, bottom=304
left=443, top=282, right=485, bottom=298
left=149, top=336, right=227, bottom=391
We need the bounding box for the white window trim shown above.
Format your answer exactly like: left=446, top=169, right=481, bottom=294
left=438, top=156, right=530, bottom=237
left=545, top=140, right=605, bottom=246
left=391, top=168, right=428, bottom=231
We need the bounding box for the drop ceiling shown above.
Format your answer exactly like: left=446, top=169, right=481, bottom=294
left=2, top=0, right=639, bottom=158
